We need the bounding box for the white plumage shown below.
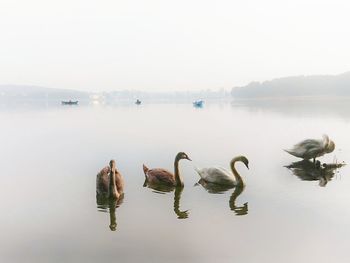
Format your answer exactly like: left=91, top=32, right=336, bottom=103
left=196, top=167, right=237, bottom=185
left=285, top=135, right=335, bottom=162
left=195, top=156, right=249, bottom=186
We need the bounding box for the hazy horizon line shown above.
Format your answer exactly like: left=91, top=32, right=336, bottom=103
left=1, top=70, right=349, bottom=93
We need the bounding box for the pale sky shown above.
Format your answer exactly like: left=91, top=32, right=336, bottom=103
left=1, top=0, right=350, bottom=92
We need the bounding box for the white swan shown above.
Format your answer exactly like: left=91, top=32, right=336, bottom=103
left=195, top=156, right=249, bottom=186
left=284, top=135, right=335, bottom=163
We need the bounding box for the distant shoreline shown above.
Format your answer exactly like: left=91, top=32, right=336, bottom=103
left=231, top=72, right=350, bottom=99
left=232, top=95, right=350, bottom=101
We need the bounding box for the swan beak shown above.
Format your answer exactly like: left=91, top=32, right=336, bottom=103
left=187, top=157, right=192, bottom=161
left=246, top=164, right=249, bottom=169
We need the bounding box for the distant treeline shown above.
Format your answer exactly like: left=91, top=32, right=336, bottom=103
left=0, top=85, right=229, bottom=102
left=0, top=85, right=89, bottom=100
left=106, top=88, right=229, bottom=101
left=0, top=85, right=229, bottom=101
left=231, top=72, right=350, bottom=98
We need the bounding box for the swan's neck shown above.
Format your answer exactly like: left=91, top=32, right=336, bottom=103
left=174, top=186, right=188, bottom=218
left=174, top=159, right=184, bottom=186
left=109, top=204, right=117, bottom=231
left=230, top=159, right=244, bottom=186
left=109, top=168, right=118, bottom=199
left=229, top=184, right=244, bottom=207
left=174, top=186, right=183, bottom=215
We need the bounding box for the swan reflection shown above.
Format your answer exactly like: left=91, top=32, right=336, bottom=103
left=96, top=193, right=124, bottom=231
left=285, top=160, right=345, bottom=187
left=197, top=179, right=248, bottom=216
left=143, top=180, right=189, bottom=219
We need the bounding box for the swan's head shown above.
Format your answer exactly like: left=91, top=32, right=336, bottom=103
left=241, top=156, right=249, bottom=169
left=325, top=140, right=335, bottom=153
left=109, top=222, right=117, bottom=231
left=176, top=152, right=192, bottom=161
left=109, top=160, right=116, bottom=170
left=232, top=156, right=249, bottom=169
left=322, top=134, right=330, bottom=142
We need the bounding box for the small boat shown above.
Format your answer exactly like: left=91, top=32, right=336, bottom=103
left=193, top=100, right=204, bottom=107
left=61, top=100, right=78, bottom=105
left=135, top=99, right=142, bottom=105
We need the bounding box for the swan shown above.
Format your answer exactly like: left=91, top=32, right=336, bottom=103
left=195, top=156, right=249, bottom=186
left=143, top=152, right=191, bottom=186
left=284, top=134, right=335, bottom=163
left=96, top=160, right=124, bottom=199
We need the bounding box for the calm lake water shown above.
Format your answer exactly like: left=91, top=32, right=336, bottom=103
left=1, top=99, right=350, bottom=263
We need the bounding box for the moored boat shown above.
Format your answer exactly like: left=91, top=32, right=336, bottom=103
left=193, top=100, right=204, bottom=107
left=62, top=100, right=79, bottom=105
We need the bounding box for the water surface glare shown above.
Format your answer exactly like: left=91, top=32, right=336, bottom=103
left=1, top=100, right=350, bottom=263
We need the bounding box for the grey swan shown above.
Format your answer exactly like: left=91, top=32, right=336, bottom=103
left=284, top=134, right=335, bottom=163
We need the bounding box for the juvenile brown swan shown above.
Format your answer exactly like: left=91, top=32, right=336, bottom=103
left=143, top=152, right=191, bottom=186
left=96, top=160, right=124, bottom=199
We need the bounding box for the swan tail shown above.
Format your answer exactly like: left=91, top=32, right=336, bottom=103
left=284, top=149, right=298, bottom=157
left=142, top=164, right=149, bottom=176
left=284, top=149, right=291, bottom=154
left=194, top=167, right=203, bottom=177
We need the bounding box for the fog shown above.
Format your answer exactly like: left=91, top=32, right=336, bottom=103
left=1, top=0, right=350, bottom=91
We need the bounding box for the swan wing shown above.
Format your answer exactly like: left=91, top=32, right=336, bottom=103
left=146, top=168, right=176, bottom=185
left=96, top=166, right=111, bottom=194
left=286, top=139, right=325, bottom=159
left=196, top=167, right=235, bottom=185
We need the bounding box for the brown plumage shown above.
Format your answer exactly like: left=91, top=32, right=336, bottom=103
left=143, top=166, right=177, bottom=185
left=143, top=152, right=191, bottom=186
left=96, top=160, right=124, bottom=199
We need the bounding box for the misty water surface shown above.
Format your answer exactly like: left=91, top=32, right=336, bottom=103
left=0, top=99, right=350, bottom=263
